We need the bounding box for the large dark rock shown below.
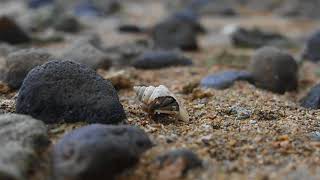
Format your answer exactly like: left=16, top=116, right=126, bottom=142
left=231, top=27, right=288, bottom=49
left=152, top=12, right=203, bottom=51
left=249, top=46, right=298, bottom=94
left=62, top=42, right=112, bottom=70
left=132, top=50, right=193, bottom=69
left=0, top=16, right=31, bottom=45
left=201, top=70, right=253, bottom=89
left=155, top=149, right=202, bottom=176
left=300, top=84, right=320, bottom=109
left=0, top=113, right=49, bottom=180
left=302, top=30, right=320, bottom=62
left=0, top=48, right=53, bottom=89
left=16, top=60, right=126, bottom=124
left=53, top=124, right=152, bottom=180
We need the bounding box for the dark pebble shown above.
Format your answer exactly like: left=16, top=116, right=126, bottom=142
left=118, top=24, right=146, bottom=34
left=249, top=46, right=298, bottom=94
left=53, top=15, right=81, bottom=33
left=302, top=30, right=320, bottom=62
left=300, top=83, right=320, bottom=109
left=27, top=0, right=54, bottom=9
left=0, top=48, right=53, bottom=89
left=231, top=27, right=287, bottom=49
left=156, top=149, right=202, bottom=175
left=0, top=16, right=31, bottom=45
left=201, top=70, right=253, bottom=89
left=132, top=50, right=193, bottom=69
left=53, top=124, right=152, bottom=180
left=16, top=60, right=126, bottom=124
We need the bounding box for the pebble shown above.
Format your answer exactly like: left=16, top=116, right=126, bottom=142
left=152, top=13, right=203, bottom=51
left=53, top=15, right=81, bottom=33
left=0, top=113, right=49, bottom=180
left=302, top=30, right=320, bottom=62
left=230, top=105, right=252, bottom=120
left=132, top=50, right=193, bottom=69
left=200, top=70, right=253, bottom=89
left=155, top=149, right=202, bottom=176
left=231, top=27, right=288, bottom=48
left=27, top=0, right=54, bottom=9
left=53, top=124, right=152, bottom=180
left=0, top=48, right=53, bottom=89
left=300, top=83, right=320, bottom=109
left=249, top=46, right=298, bottom=94
left=0, top=16, right=31, bottom=45
left=62, top=41, right=112, bottom=70
left=16, top=60, right=126, bottom=124
left=73, top=1, right=104, bottom=17
left=0, top=43, right=18, bottom=57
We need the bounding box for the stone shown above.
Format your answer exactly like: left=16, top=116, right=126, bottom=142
left=0, top=48, right=53, bottom=89
left=27, top=0, right=54, bottom=9
left=249, top=46, right=298, bottom=94
left=53, top=124, right=152, bottom=180
left=302, top=30, right=320, bottom=62
left=73, top=1, right=104, bottom=17
left=152, top=13, right=203, bottom=51
left=53, top=15, right=81, bottom=33
left=231, top=27, right=288, bottom=49
left=0, top=114, right=49, bottom=180
left=300, top=83, right=320, bottom=109
left=200, top=70, right=253, bottom=89
left=132, top=50, right=193, bottom=69
left=275, top=0, right=320, bottom=19
left=118, top=24, right=146, bottom=34
left=62, top=42, right=112, bottom=70
left=16, top=60, right=126, bottom=124
left=0, top=43, right=18, bottom=57
left=230, top=105, right=252, bottom=120
left=0, top=16, right=31, bottom=45
left=155, top=149, right=202, bottom=176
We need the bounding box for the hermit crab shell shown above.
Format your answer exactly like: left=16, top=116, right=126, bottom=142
left=134, top=85, right=189, bottom=121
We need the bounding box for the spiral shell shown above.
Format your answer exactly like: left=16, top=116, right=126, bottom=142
left=134, top=85, right=189, bottom=121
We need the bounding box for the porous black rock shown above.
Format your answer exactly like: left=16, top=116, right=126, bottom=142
left=16, top=60, right=126, bottom=124
left=302, top=30, right=320, bottom=62
left=0, top=16, right=31, bottom=45
left=62, top=42, right=112, bottom=70
left=300, top=84, right=320, bottom=109
left=201, top=70, right=253, bottom=89
left=53, top=124, right=152, bottom=180
left=155, top=149, right=202, bottom=175
left=152, top=11, right=204, bottom=51
left=0, top=113, right=49, bottom=180
left=231, top=27, right=288, bottom=49
left=132, top=50, right=193, bottom=69
left=249, top=46, right=298, bottom=94
left=0, top=48, right=53, bottom=89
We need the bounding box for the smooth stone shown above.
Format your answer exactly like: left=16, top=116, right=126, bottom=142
left=53, top=15, right=81, bottom=33
left=74, top=1, right=104, bottom=17
left=16, top=60, right=126, bottom=124
left=201, top=70, right=253, bottom=89
left=53, top=124, right=152, bottom=180
left=155, top=149, right=202, bottom=175
left=27, top=0, right=54, bottom=9
left=231, top=27, right=288, bottom=49
left=132, top=50, right=193, bottom=69
left=0, top=48, right=53, bottom=89
left=0, top=114, right=49, bottom=180
left=0, top=16, right=30, bottom=45
left=249, top=46, right=298, bottom=94
left=62, top=42, right=112, bottom=70
left=300, top=83, right=320, bottom=109
left=302, top=30, right=320, bottom=62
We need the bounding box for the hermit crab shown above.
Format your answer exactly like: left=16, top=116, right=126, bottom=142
left=134, top=85, right=189, bottom=121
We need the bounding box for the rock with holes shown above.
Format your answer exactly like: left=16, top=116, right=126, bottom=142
left=201, top=70, right=253, bottom=89
left=155, top=149, right=202, bottom=177
left=53, top=124, right=152, bottom=180
left=0, top=48, right=53, bottom=89
left=249, top=47, right=298, bottom=94
left=0, top=16, right=31, bottom=45
left=300, top=83, right=320, bottom=109
left=0, top=113, right=49, bottom=180
left=132, top=50, right=193, bottom=69
left=62, top=41, right=112, bottom=70
left=16, top=60, right=126, bottom=124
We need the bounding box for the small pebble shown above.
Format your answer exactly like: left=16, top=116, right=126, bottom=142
left=230, top=105, right=252, bottom=120
left=27, top=0, right=54, bottom=9
left=300, top=83, right=320, bottom=109
left=249, top=46, right=298, bottom=94
left=132, top=50, right=193, bottom=69
left=16, top=60, right=126, bottom=124
left=200, top=70, right=253, bottom=89
left=302, top=30, right=320, bottom=62
left=53, top=15, right=81, bottom=33
left=53, top=124, right=152, bottom=180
